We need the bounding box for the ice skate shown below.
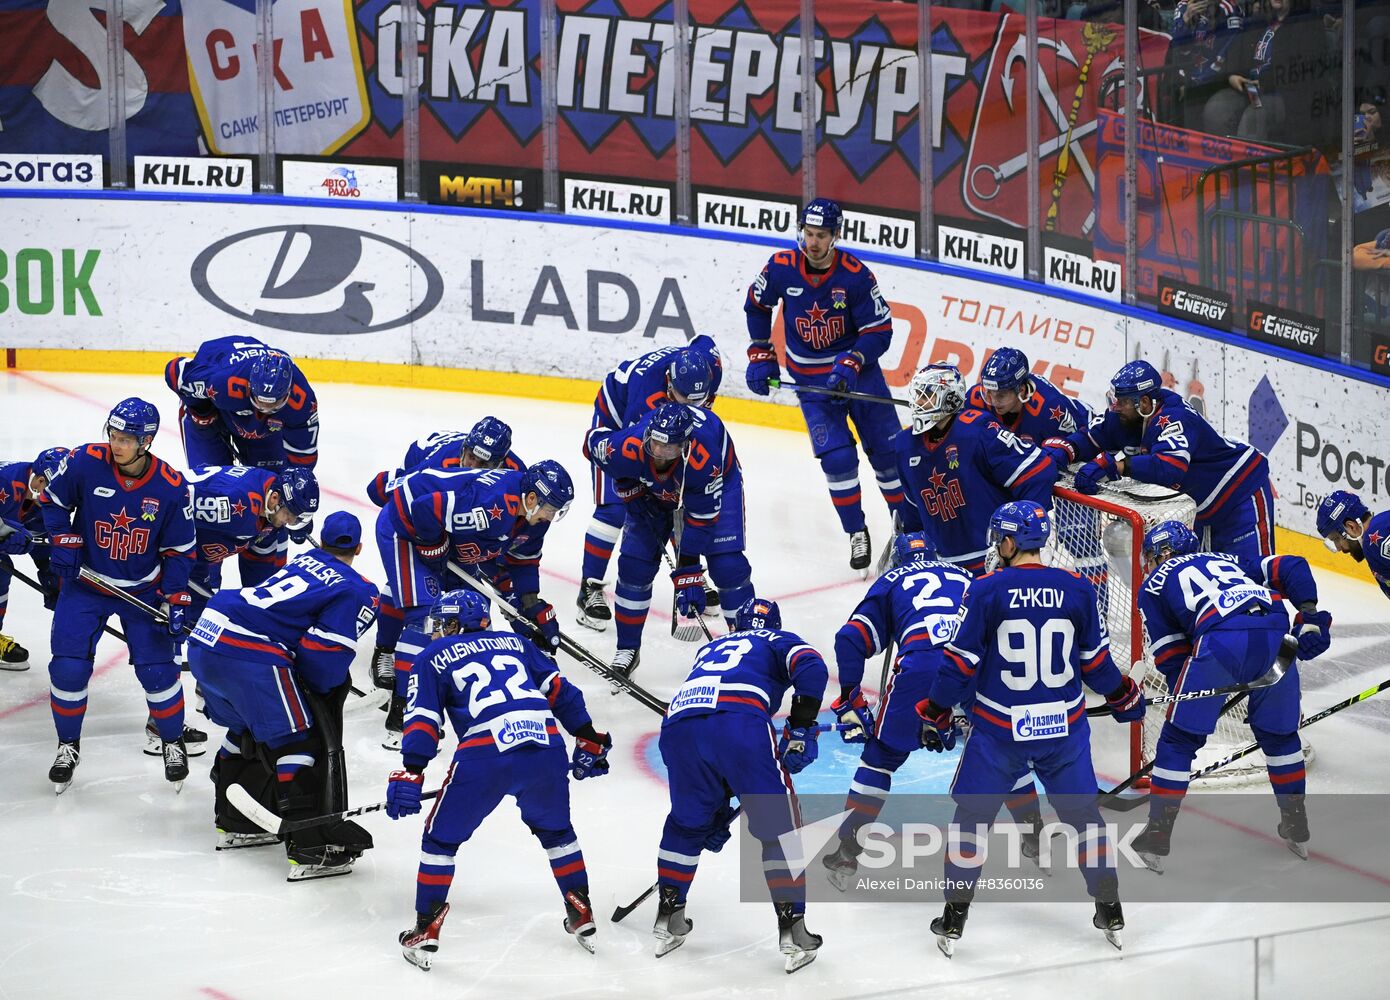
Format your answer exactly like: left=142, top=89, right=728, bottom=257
left=576, top=579, right=611, bottom=632
left=931, top=900, right=970, bottom=958
left=371, top=645, right=396, bottom=690
left=145, top=720, right=207, bottom=757
left=609, top=648, right=640, bottom=694
left=0, top=632, right=30, bottom=670
left=653, top=884, right=692, bottom=958
left=1132, top=805, right=1179, bottom=875
left=849, top=528, right=871, bottom=577
left=1277, top=794, right=1310, bottom=860
left=216, top=828, right=279, bottom=851
left=1018, top=815, right=1052, bottom=877
left=776, top=902, right=822, bottom=974
left=399, top=901, right=450, bottom=971
left=49, top=740, right=80, bottom=794
left=564, top=888, right=597, bottom=953
left=287, top=844, right=358, bottom=882
left=701, top=585, right=720, bottom=618
left=162, top=738, right=189, bottom=791
left=822, top=836, right=860, bottom=892
left=382, top=693, right=405, bottom=750
left=1094, top=899, right=1124, bottom=951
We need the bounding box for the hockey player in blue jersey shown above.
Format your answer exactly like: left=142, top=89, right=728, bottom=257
left=1130, top=521, right=1332, bottom=869
left=1316, top=490, right=1390, bottom=601
left=1042, top=359, right=1275, bottom=570
left=744, top=198, right=908, bottom=573
left=821, top=532, right=974, bottom=890
left=188, top=511, right=380, bottom=876
left=375, top=461, right=575, bottom=748
left=387, top=589, right=611, bottom=970
left=653, top=597, right=827, bottom=973
left=578, top=338, right=722, bottom=629
left=968, top=348, right=1090, bottom=445
left=896, top=364, right=1059, bottom=574
left=165, top=336, right=319, bottom=474
left=0, top=447, right=68, bottom=668
left=582, top=402, right=754, bottom=679
left=38, top=399, right=198, bottom=793
left=917, top=501, right=1146, bottom=954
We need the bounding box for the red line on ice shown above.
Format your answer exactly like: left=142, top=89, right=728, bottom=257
left=0, top=648, right=129, bottom=721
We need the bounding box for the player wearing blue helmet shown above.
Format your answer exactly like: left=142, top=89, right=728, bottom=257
left=744, top=197, right=909, bottom=575
left=1316, top=490, right=1390, bottom=601
left=969, top=348, right=1089, bottom=445
left=0, top=446, right=71, bottom=668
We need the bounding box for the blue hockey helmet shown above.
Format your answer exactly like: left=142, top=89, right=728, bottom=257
left=1142, top=520, right=1199, bottom=567
left=1316, top=490, right=1371, bottom=543
left=465, top=416, right=513, bottom=468
left=643, top=402, right=695, bottom=463
left=520, top=459, right=574, bottom=521
left=798, top=198, right=843, bottom=237
left=988, top=501, right=1052, bottom=553
left=891, top=531, right=939, bottom=568
left=105, top=397, right=161, bottom=450
left=668, top=351, right=715, bottom=408
left=690, top=334, right=725, bottom=399
left=1109, top=360, right=1162, bottom=404
left=31, top=446, right=71, bottom=483
left=270, top=468, right=320, bottom=529
left=734, top=596, right=782, bottom=632
left=429, top=588, right=491, bottom=635
left=248, top=351, right=294, bottom=413
left=980, top=348, right=1032, bottom=395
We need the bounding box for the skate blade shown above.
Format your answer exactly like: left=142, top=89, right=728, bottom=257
left=935, top=934, right=955, bottom=959
left=783, top=948, right=819, bottom=974
left=654, top=932, right=687, bottom=958
left=1139, top=852, right=1165, bottom=875
left=381, top=735, right=402, bottom=752
left=1284, top=839, right=1309, bottom=861
left=171, top=779, right=185, bottom=794
left=823, top=866, right=852, bottom=893
left=1103, top=928, right=1123, bottom=951
left=857, top=568, right=869, bottom=580
left=575, top=613, right=610, bottom=633
left=287, top=863, right=355, bottom=882
left=216, top=835, right=279, bottom=851
left=402, top=947, right=434, bottom=972
left=53, top=780, right=72, bottom=795
left=0, top=661, right=31, bottom=671
left=572, top=929, right=596, bottom=954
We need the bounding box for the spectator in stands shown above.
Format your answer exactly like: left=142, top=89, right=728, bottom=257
left=1168, top=0, right=1248, bottom=130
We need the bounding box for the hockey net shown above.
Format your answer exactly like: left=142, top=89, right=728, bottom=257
left=1047, top=479, right=1314, bottom=787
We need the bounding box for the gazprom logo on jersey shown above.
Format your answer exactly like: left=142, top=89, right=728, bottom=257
left=191, top=224, right=443, bottom=334
left=492, top=714, right=551, bottom=749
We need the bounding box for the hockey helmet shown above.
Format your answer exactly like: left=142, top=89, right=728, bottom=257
left=31, top=446, right=71, bottom=484
left=248, top=351, right=294, bottom=413
left=270, top=468, right=320, bottom=529
left=643, top=403, right=695, bottom=463
left=891, top=531, right=939, bottom=568
left=988, top=501, right=1052, bottom=554
left=105, top=398, right=160, bottom=450
left=1316, top=490, right=1370, bottom=545
left=429, top=589, right=491, bottom=636
left=980, top=348, right=1032, bottom=396
left=1109, top=360, right=1162, bottom=404
left=798, top=198, right=843, bottom=237
left=465, top=416, right=513, bottom=468
left=734, top=596, right=782, bottom=632
left=668, top=351, right=715, bottom=408
left=1142, top=520, right=1199, bottom=568
left=907, top=364, right=967, bottom=434
left=520, top=459, right=575, bottom=521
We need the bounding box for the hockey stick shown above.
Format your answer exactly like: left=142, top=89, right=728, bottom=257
left=7, top=563, right=128, bottom=644
left=663, top=546, right=713, bottom=643
left=613, top=806, right=747, bottom=923
left=769, top=378, right=908, bottom=409
left=877, top=642, right=896, bottom=712
left=1084, top=649, right=1288, bottom=717
left=227, top=779, right=443, bottom=836
left=447, top=561, right=670, bottom=716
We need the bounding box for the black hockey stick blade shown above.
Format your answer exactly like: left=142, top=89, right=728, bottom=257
left=612, top=882, right=658, bottom=923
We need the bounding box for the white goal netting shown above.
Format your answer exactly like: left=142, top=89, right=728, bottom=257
left=1047, top=478, right=1313, bottom=786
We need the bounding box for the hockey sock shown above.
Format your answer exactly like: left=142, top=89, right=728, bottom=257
left=581, top=504, right=625, bottom=582
left=1003, top=772, right=1041, bottom=826
left=840, top=739, right=910, bottom=840
left=376, top=596, right=405, bottom=650
left=819, top=446, right=866, bottom=534
left=869, top=461, right=908, bottom=520
left=534, top=826, right=588, bottom=897
left=761, top=836, right=807, bottom=915
left=1052, top=801, right=1117, bottom=897
left=706, top=552, right=753, bottom=626
left=1252, top=726, right=1306, bottom=797
left=49, top=656, right=93, bottom=743
left=656, top=816, right=705, bottom=905
left=416, top=833, right=459, bottom=915
left=1148, top=721, right=1208, bottom=816
left=394, top=614, right=430, bottom=699
left=943, top=813, right=991, bottom=901
left=137, top=663, right=186, bottom=742
left=613, top=561, right=657, bottom=651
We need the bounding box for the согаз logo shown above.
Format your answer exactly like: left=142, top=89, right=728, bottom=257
left=191, top=225, right=443, bottom=335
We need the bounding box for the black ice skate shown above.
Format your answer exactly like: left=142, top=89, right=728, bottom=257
left=49, top=740, right=80, bottom=794
left=576, top=579, right=612, bottom=632
left=1277, top=793, right=1310, bottom=860
left=215, top=828, right=279, bottom=851
left=653, top=884, right=692, bottom=958
left=775, top=901, right=822, bottom=974
left=702, top=585, right=720, bottom=618
left=822, top=836, right=862, bottom=892
left=286, top=844, right=358, bottom=882
left=1017, top=812, right=1052, bottom=877
left=1132, top=804, right=1180, bottom=874
left=371, top=645, right=396, bottom=690
left=0, top=631, right=30, bottom=670
left=400, top=901, right=450, bottom=971
left=931, top=900, right=970, bottom=958
left=609, top=648, right=640, bottom=695
left=1093, top=898, right=1125, bottom=951
left=849, top=528, right=871, bottom=576
left=162, top=737, right=189, bottom=791
left=564, top=888, right=598, bottom=953
left=144, top=720, right=208, bottom=757
left=382, top=693, right=405, bottom=751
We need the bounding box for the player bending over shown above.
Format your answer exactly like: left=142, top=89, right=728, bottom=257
left=1316, top=490, right=1390, bottom=600
left=0, top=447, right=68, bottom=668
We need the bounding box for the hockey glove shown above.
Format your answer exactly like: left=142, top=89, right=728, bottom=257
left=916, top=699, right=957, bottom=752
left=49, top=533, right=84, bottom=580
left=831, top=686, right=875, bottom=744
left=186, top=401, right=220, bottom=428
left=0, top=521, right=32, bottom=555
left=160, top=590, right=192, bottom=637
left=745, top=341, right=781, bottom=396
left=1105, top=676, right=1146, bottom=724
left=1294, top=607, right=1333, bottom=660
left=826, top=351, right=864, bottom=395
left=521, top=596, right=561, bottom=653
left=1040, top=436, right=1076, bottom=472
left=704, top=800, right=739, bottom=853
left=571, top=731, right=613, bottom=780
left=415, top=537, right=451, bottom=577
left=624, top=490, right=671, bottom=534
left=287, top=517, right=314, bottom=545
left=38, top=565, right=61, bottom=610
left=670, top=564, right=707, bottom=618
left=777, top=723, right=820, bottom=774
left=386, top=768, right=424, bottom=819
left=1074, top=454, right=1120, bottom=496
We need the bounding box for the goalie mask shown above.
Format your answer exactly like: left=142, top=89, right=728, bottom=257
left=907, top=364, right=966, bottom=434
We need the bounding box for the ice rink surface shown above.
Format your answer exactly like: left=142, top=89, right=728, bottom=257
left=3, top=370, right=1389, bottom=999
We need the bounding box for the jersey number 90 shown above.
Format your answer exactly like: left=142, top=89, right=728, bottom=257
left=996, top=619, right=1075, bottom=691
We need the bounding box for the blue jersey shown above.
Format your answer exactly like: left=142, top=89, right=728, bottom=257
left=366, top=431, right=526, bottom=507
left=835, top=560, right=973, bottom=689
left=966, top=374, right=1090, bottom=446
left=185, top=465, right=278, bottom=566
left=1171, top=0, right=1245, bottom=85
left=165, top=336, right=319, bottom=468
left=895, top=411, right=1058, bottom=574
left=584, top=405, right=742, bottom=558
left=744, top=248, right=893, bottom=382
left=1138, top=551, right=1317, bottom=676
left=665, top=629, right=828, bottom=724
left=593, top=334, right=724, bottom=430
left=39, top=444, right=195, bottom=593
left=0, top=459, right=44, bottom=533
left=401, top=629, right=592, bottom=769
left=189, top=549, right=379, bottom=692
left=1057, top=388, right=1268, bottom=527
left=1361, top=511, right=1390, bottom=601
left=933, top=564, right=1124, bottom=743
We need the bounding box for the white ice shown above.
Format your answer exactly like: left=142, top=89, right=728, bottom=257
left=2, top=370, right=1389, bottom=999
